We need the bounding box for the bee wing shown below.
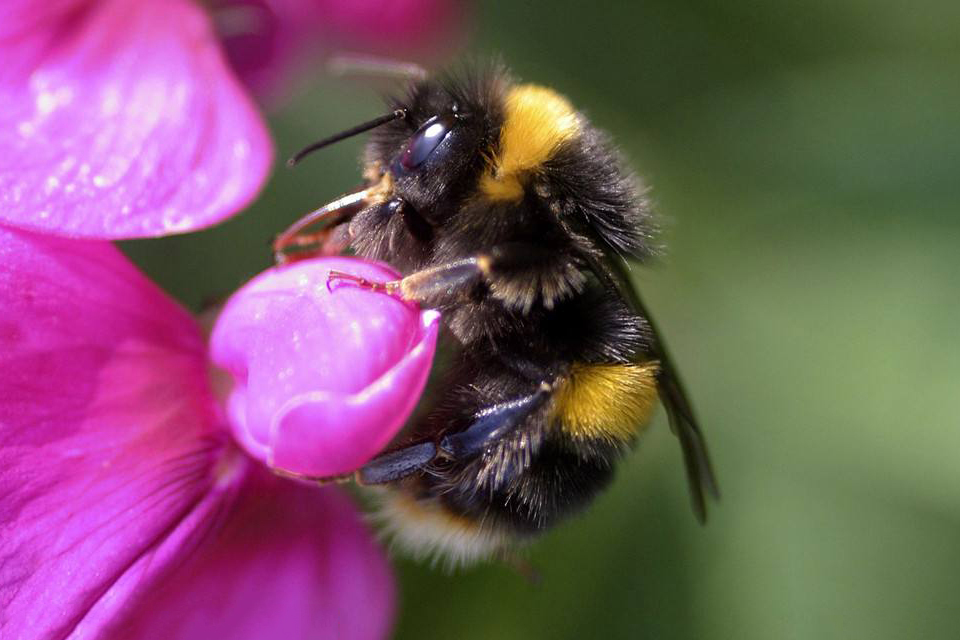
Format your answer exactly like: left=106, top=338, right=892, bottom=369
left=587, top=254, right=720, bottom=523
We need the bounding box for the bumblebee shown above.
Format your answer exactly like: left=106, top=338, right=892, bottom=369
left=275, top=63, right=718, bottom=567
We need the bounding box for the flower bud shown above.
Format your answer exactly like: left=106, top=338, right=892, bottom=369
left=210, top=257, right=439, bottom=477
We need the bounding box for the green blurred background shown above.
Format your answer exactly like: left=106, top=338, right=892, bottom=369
left=123, top=1, right=960, bottom=637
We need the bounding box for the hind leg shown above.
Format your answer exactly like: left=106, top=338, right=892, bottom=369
left=353, top=382, right=554, bottom=486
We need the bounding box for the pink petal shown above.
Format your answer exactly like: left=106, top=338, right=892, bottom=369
left=208, top=0, right=304, bottom=101
left=210, top=257, right=439, bottom=477
left=108, top=475, right=395, bottom=640
left=0, top=0, right=272, bottom=239
left=0, top=226, right=236, bottom=638
left=316, top=0, right=465, bottom=52
left=210, top=0, right=465, bottom=102
left=0, top=1, right=88, bottom=39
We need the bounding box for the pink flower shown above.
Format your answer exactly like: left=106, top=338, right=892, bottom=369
left=0, top=0, right=461, bottom=239
left=0, top=0, right=455, bottom=635
left=0, top=0, right=272, bottom=239
left=211, top=0, right=465, bottom=100
left=212, top=258, right=440, bottom=477
left=0, top=225, right=439, bottom=638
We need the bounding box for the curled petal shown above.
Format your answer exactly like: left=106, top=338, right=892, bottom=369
left=109, top=476, right=395, bottom=640
left=0, top=0, right=272, bottom=239
left=0, top=226, right=235, bottom=638
left=210, top=257, right=439, bottom=477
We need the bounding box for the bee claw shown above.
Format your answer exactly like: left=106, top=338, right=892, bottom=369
left=327, top=270, right=404, bottom=297
left=327, top=270, right=368, bottom=291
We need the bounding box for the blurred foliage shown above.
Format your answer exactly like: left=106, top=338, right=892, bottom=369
left=122, top=0, right=960, bottom=637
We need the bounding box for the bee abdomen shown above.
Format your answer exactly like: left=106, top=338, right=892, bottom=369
left=549, top=361, right=660, bottom=443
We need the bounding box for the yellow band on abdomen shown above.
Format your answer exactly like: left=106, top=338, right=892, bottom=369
left=551, top=362, right=660, bottom=442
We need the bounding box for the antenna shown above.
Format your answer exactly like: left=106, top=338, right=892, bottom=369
left=286, top=109, right=407, bottom=167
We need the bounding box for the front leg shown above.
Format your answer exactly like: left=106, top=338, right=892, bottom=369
left=329, top=242, right=584, bottom=311
left=329, top=256, right=484, bottom=306
left=273, top=187, right=371, bottom=263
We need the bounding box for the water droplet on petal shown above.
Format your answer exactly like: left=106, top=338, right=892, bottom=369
left=36, top=91, right=56, bottom=114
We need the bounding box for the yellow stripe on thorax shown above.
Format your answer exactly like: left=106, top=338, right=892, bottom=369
left=551, top=362, right=660, bottom=442
left=479, top=84, right=580, bottom=202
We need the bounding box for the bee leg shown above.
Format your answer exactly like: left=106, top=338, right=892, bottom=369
left=328, top=242, right=565, bottom=308
left=439, top=383, right=553, bottom=459
left=273, top=187, right=370, bottom=263
left=498, top=552, right=543, bottom=586
left=327, top=53, right=428, bottom=82
left=354, top=383, right=554, bottom=485
left=273, top=225, right=351, bottom=265
left=328, top=256, right=483, bottom=303
left=356, top=442, right=437, bottom=485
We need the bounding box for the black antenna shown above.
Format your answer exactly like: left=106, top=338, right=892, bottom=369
left=286, top=109, right=406, bottom=167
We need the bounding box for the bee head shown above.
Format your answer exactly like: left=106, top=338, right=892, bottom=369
left=336, top=68, right=503, bottom=269
left=289, top=64, right=654, bottom=271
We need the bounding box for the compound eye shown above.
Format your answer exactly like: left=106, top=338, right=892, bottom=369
left=398, top=115, right=456, bottom=171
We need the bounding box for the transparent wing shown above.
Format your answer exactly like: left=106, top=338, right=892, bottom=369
left=589, top=254, right=720, bottom=523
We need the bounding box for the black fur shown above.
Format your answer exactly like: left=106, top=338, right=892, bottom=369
left=320, top=64, right=716, bottom=551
